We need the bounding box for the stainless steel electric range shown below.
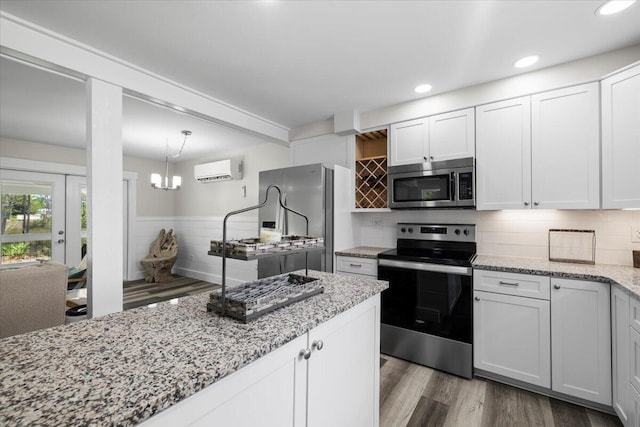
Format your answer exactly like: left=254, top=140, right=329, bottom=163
left=377, top=223, right=476, bottom=379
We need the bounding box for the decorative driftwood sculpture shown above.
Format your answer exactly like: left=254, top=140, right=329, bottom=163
left=141, top=229, right=178, bottom=283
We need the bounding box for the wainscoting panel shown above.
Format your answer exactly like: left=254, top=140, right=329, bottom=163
left=172, top=216, right=259, bottom=286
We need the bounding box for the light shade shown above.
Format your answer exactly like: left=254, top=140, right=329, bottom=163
left=172, top=176, right=182, bottom=189
left=514, top=55, right=539, bottom=68
left=150, top=173, right=163, bottom=188
left=596, top=0, right=636, bottom=15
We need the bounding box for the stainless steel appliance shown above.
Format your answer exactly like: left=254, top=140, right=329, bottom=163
left=388, top=157, right=475, bottom=209
left=378, top=223, right=476, bottom=378
left=258, top=164, right=333, bottom=278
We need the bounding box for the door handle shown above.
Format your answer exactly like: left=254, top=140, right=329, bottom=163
left=349, top=263, right=362, bottom=268
left=498, top=281, right=519, bottom=287
left=57, top=239, right=65, bottom=244
left=299, top=348, right=311, bottom=360
left=312, top=340, right=324, bottom=351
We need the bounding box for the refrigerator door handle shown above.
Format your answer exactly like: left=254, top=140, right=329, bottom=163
left=282, top=193, right=288, bottom=235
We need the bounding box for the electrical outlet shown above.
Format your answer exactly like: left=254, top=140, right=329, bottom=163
left=633, top=225, right=640, bottom=243
left=372, top=217, right=384, bottom=229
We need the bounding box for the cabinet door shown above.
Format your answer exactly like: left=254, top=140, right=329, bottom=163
left=612, top=286, right=631, bottom=425
left=630, top=383, right=640, bottom=427
left=336, top=255, right=377, bottom=277
left=602, top=64, right=640, bottom=209
left=389, top=118, right=427, bottom=166
left=473, top=290, right=551, bottom=387
left=531, top=82, right=600, bottom=209
left=140, top=334, right=308, bottom=427
left=429, top=108, right=475, bottom=161
left=551, top=278, right=611, bottom=405
left=307, top=295, right=380, bottom=427
left=476, top=97, right=532, bottom=210
left=631, top=327, right=640, bottom=397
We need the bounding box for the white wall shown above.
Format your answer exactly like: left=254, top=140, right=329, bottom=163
left=353, top=210, right=640, bottom=267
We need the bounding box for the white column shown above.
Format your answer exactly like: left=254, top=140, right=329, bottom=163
left=86, top=78, right=123, bottom=317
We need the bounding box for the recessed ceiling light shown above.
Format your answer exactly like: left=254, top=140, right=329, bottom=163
left=414, top=84, right=432, bottom=94
left=514, top=55, right=539, bottom=68
left=596, top=0, right=636, bottom=15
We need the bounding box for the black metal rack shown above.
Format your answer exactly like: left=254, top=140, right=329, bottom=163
left=208, top=184, right=313, bottom=316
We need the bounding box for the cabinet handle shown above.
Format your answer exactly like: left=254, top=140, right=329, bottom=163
left=498, top=280, right=519, bottom=287
left=299, top=348, right=311, bottom=360
left=554, top=284, right=561, bottom=290
left=312, top=340, right=324, bottom=351
left=349, top=263, right=362, bottom=268
left=534, top=201, right=540, bottom=206
left=423, top=156, right=428, bottom=161
left=524, top=202, right=530, bottom=206
left=474, top=296, right=481, bottom=301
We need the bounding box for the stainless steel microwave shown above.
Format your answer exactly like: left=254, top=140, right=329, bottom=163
left=388, top=157, right=475, bottom=209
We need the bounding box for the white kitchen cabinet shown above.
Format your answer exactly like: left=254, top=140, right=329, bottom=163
left=428, top=108, right=475, bottom=161
left=630, top=383, right=640, bottom=427
left=307, top=293, right=380, bottom=427
left=531, top=82, right=600, bottom=209
left=475, top=96, right=532, bottom=210
left=601, top=64, right=640, bottom=209
left=612, top=286, right=631, bottom=426
left=476, top=82, right=599, bottom=210
left=474, top=269, right=549, bottom=300
left=389, top=117, right=427, bottom=166
left=336, top=255, right=377, bottom=277
left=388, top=108, right=474, bottom=166
left=631, top=326, right=640, bottom=397
left=141, top=295, right=381, bottom=427
left=551, top=277, right=611, bottom=405
left=473, top=289, right=551, bottom=388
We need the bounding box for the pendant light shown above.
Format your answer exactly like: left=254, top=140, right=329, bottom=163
left=151, top=130, right=191, bottom=191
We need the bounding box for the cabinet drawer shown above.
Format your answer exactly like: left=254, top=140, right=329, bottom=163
left=474, top=270, right=550, bottom=300
left=336, top=256, right=377, bottom=277
left=631, top=295, right=640, bottom=334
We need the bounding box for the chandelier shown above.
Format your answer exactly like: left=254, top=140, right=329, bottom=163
left=151, top=130, right=191, bottom=191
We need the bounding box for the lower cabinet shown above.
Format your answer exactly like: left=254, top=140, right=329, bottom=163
left=336, top=255, right=378, bottom=278
left=613, top=286, right=631, bottom=425
left=474, top=270, right=612, bottom=407
left=474, top=290, right=551, bottom=387
left=551, top=278, right=611, bottom=406
left=140, top=295, right=380, bottom=427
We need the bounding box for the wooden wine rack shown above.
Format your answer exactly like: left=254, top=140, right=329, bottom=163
left=355, top=130, right=388, bottom=209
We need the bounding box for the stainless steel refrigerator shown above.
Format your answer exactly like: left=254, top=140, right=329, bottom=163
left=258, top=164, right=333, bottom=279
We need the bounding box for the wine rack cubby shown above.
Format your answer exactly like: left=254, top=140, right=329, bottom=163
left=355, top=129, right=388, bottom=209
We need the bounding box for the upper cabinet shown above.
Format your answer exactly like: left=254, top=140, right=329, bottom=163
left=531, top=83, right=600, bottom=209
left=476, top=96, right=532, bottom=210
left=476, top=82, right=600, bottom=210
left=601, top=64, right=640, bottom=209
left=389, top=108, right=475, bottom=166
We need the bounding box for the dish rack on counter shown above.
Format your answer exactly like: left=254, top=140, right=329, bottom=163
left=207, top=184, right=325, bottom=322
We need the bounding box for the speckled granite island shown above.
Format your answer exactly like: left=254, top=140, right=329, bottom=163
left=0, top=271, right=388, bottom=426
left=473, top=254, right=640, bottom=296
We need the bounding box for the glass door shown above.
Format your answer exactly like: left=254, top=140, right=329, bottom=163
left=0, top=170, right=66, bottom=265
left=65, top=175, right=87, bottom=267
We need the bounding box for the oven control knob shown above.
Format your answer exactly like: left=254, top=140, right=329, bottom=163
left=408, top=227, right=413, bottom=233
left=455, top=229, right=461, bottom=235
left=463, top=229, right=470, bottom=236
left=400, top=227, right=406, bottom=233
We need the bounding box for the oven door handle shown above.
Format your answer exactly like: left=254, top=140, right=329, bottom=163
left=378, top=259, right=472, bottom=276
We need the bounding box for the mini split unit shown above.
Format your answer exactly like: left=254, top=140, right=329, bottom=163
left=194, top=159, right=243, bottom=183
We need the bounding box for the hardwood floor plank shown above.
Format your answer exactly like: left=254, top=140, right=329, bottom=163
left=550, top=398, right=591, bottom=427
left=442, top=375, right=486, bottom=427
left=380, top=357, right=433, bottom=427
left=406, top=396, right=448, bottom=427
left=586, top=408, right=623, bottom=427
left=422, top=370, right=463, bottom=406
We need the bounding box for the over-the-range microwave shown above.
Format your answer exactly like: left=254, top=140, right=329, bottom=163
left=387, top=157, right=475, bottom=209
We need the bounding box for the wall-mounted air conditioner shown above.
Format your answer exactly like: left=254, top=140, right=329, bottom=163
left=194, top=159, right=243, bottom=183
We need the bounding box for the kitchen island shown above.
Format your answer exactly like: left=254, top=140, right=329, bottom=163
left=0, top=270, right=388, bottom=426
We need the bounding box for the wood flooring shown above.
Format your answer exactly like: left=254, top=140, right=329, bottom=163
left=379, top=355, right=622, bottom=427
left=122, top=275, right=219, bottom=310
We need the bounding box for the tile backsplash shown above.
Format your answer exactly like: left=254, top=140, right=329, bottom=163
left=354, top=209, right=640, bottom=267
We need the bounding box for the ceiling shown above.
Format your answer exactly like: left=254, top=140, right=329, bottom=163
left=1, top=0, right=640, bottom=159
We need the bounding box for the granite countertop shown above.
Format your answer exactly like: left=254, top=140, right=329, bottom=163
left=335, top=246, right=391, bottom=259
left=473, top=254, right=640, bottom=297
left=0, top=271, right=388, bottom=426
